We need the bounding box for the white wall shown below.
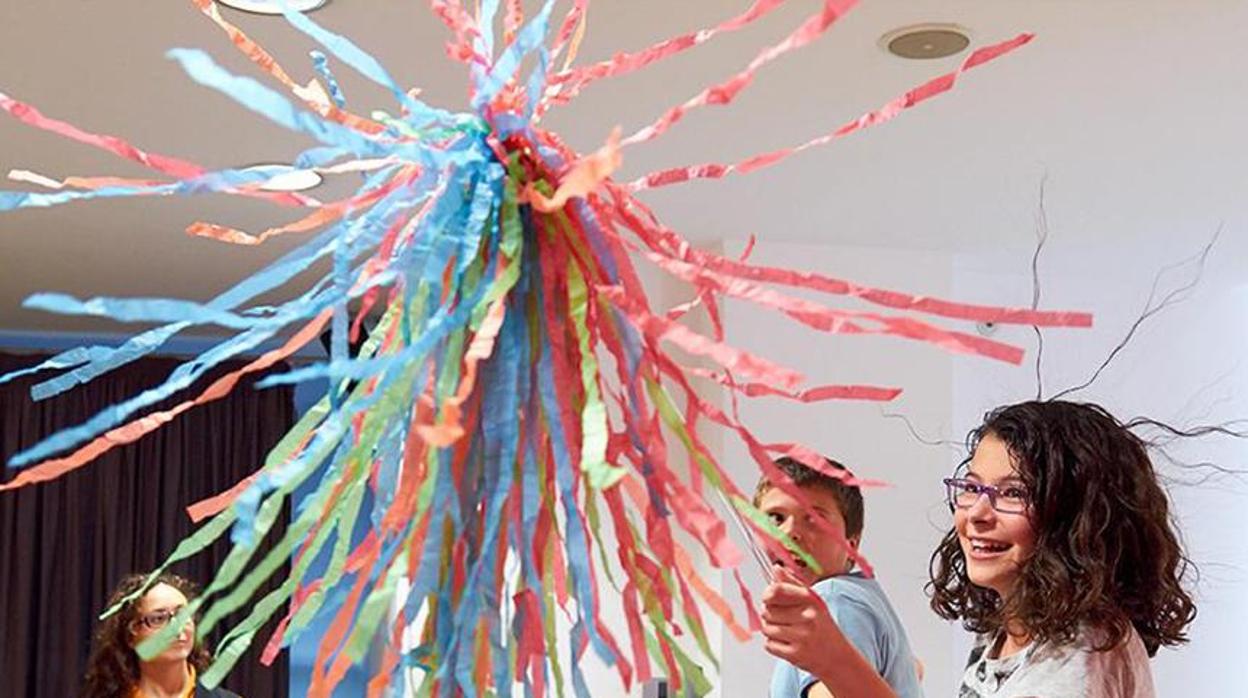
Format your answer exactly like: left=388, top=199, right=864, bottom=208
left=950, top=234, right=1248, bottom=696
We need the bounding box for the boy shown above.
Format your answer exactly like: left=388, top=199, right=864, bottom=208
left=757, top=456, right=923, bottom=698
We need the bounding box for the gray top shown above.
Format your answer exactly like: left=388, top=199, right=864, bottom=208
left=958, top=625, right=1155, bottom=698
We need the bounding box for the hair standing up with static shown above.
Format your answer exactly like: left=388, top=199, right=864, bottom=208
left=928, top=400, right=1197, bottom=657
left=82, top=573, right=212, bottom=698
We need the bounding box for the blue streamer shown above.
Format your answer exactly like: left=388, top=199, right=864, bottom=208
left=309, top=50, right=348, bottom=109
left=471, top=0, right=558, bottom=112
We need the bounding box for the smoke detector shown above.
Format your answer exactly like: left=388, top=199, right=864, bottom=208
left=880, top=24, right=971, bottom=60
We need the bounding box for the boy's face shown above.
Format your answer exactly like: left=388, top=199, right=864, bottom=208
left=757, top=484, right=859, bottom=585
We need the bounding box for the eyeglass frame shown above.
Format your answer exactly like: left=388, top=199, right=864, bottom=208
left=942, top=477, right=1031, bottom=514
left=133, top=605, right=190, bottom=632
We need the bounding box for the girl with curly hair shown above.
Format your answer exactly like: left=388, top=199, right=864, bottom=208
left=760, top=400, right=1195, bottom=697
left=81, top=573, right=240, bottom=698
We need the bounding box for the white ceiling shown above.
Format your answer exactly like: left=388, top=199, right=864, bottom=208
left=1, top=1, right=1246, bottom=333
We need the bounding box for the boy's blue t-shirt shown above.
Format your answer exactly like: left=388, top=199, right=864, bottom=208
left=769, top=572, right=924, bottom=698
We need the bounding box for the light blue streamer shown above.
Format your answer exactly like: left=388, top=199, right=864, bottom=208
left=477, top=0, right=502, bottom=59
left=0, top=346, right=109, bottom=386
left=537, top=321, right=617, bottom=666
left=278, top=5, right=453, bottom=128
left=23, top=294, right=265, bottom=330
left=167, top=49, right=393, bottom=159
left=446, top=295, right=522, bottom=694
left=309, top=50, right=348, bottom=109
left=471, top=0, right=557, bottom=112
left=13, top=174, right=426, bottom=463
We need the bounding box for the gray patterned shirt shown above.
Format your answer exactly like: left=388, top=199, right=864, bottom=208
left=958, top=625, right=1154, bottom=698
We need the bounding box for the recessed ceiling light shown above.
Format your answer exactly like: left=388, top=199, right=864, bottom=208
left=880, top=24, right=971, bottom=60
left=218, top=0, right=329, bottom=15
left=240, top=164, right=324, bottom=192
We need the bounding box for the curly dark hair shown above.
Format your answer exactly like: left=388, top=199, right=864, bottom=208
left=928, top=400, right=1196, bottom=657
left=81, top=573, right=212, bottom=698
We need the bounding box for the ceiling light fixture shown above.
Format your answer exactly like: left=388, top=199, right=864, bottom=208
left=217, top=0, right=329, bottom=15
left=240, top=164, right=324, bottom=192
left=880, top=24, right=971, bottom=60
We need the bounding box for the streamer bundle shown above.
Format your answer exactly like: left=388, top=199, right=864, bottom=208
left=0, top=1, right=1089, bottom=695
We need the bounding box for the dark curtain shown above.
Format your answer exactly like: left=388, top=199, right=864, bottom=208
left=0, top=352, right=294, bottom=698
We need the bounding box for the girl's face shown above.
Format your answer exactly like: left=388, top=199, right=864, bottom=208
left=955, top=433, right=1036, bottom=598
left=129, top=583, right=195, bottom=664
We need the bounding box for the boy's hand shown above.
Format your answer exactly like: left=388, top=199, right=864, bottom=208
left=761, top=567, right=899, bottom=698
left=760, top=565, right=842, bottom=680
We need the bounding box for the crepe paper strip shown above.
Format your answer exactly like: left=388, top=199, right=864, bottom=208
left=9, top=169, right=167, bottom=191
left=0, top=92, right=203, bottom=178
left=166, top=50, right=398, bottom=160
left=605, top=181, right=1092, bottom=328
left=685, top=365, right=901, bottom=403
left=631, top=244, right=1027, bottom=364
left=761, top=442, right=890, bottom=490
left=306, top=536, right=385, bottom=695
left=187, top=164, right=421, bottom=245
left=21, top=293, right=284, bottom=330
left=629, top=34, right=1037, bottom=190
left=191, top=0, right=389, bottom=135
left=0, top=347, right=113, bottom=388
left=614, top=424, right=741, bottom=570
left=641, top=376, right=780, bottom=536
left=9, top=159, right=394, bottom=204
left=277, top=3, right=457, bottom=128
left=601, top=284, right=804, bottom=389
left=116, top=349, right=384, bottom=629
left=257, top=581, right=317, bottom=666
left=548, top=0, right=588, bottom=75
left=429, top=0, right=489, bottom=69
left=525, top=127, right=621, bottom=213
left=471, top=0, right=557, bottom=113
left=190, top=472, right=265, bottom=524
left=190, top=393, right=387, bottom=659
left=504, top=0, right=526, bottom=45
left=621, top=474, right=752, bottom=643
left=0, top=312, right=330, bottom=492
left=11, top=247, right=396, bottom=464
left=662, top=237, right=754, bottom=340
left=186, top=411, right=319, bottom=522
left=0, top=163, right=327, bottom=211
left=198, top=472, right=376, bottom=683
left=310, top=50, right=349, bottom=110
left=0, top=1, right=1089, bottom=694
left=132, top=417, right=352, bottom=656
left=644, top=363, right=873, bottom=575
left=620, top=0, right=859, bottom=147
left=415, top=297, right=507, bottom=446
left=364, top=601, right=408, bottom=698
left=22, top=176, right=424, bottom=405
left=542, top=0, right=790, bottom=110
left=0, top=93, right=315, bottom=209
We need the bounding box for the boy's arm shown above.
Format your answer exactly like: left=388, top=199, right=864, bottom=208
left=761, top=568, right=898, bottom=698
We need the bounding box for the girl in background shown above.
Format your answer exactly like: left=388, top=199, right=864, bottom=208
left=82, top=573, right=239, bottom=698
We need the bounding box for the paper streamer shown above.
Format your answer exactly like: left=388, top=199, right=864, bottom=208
left=0, top=2, right=1088, bottom=696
